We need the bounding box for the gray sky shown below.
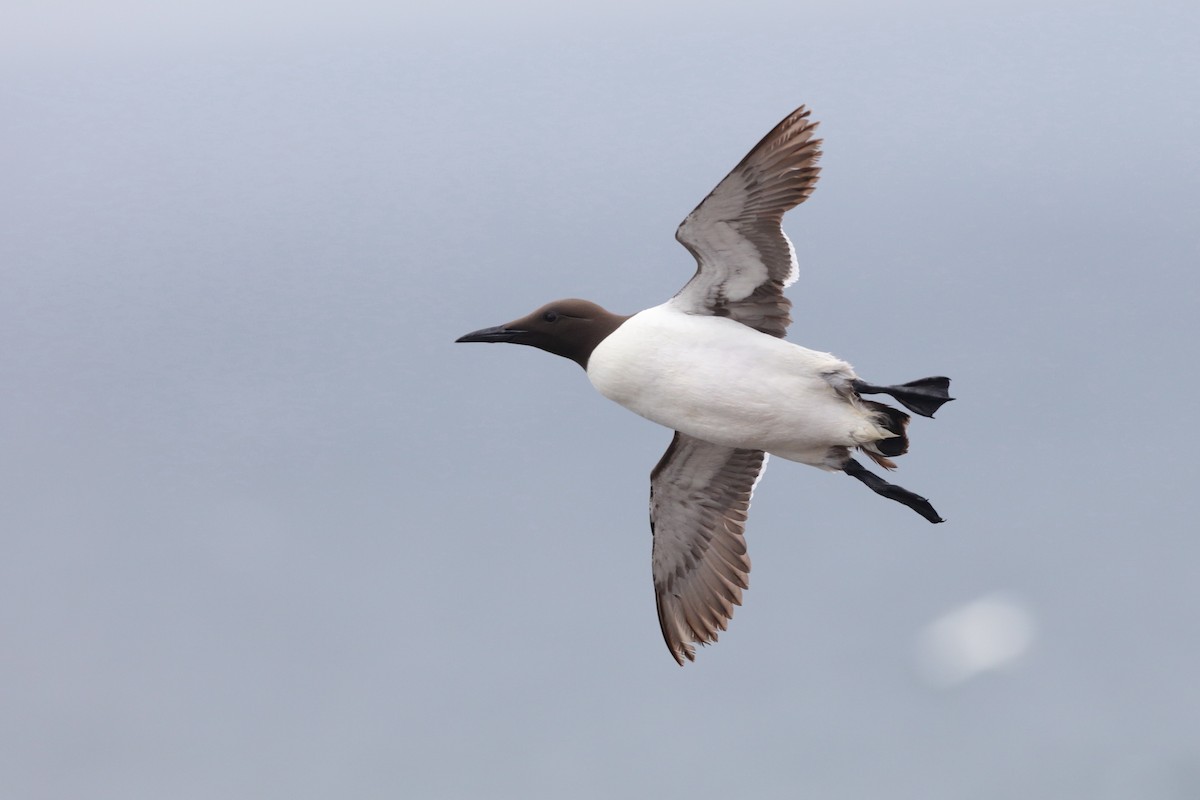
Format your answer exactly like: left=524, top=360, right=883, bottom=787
left=3, top=1, right=1199, bottom=797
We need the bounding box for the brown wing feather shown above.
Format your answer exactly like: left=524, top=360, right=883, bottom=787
left=673, top=106, right=823, bottom=338
left=650, top=433, right=767, bottom=664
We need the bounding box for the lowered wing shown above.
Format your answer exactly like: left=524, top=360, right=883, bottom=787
left=650, top=432, right=767, bottom=664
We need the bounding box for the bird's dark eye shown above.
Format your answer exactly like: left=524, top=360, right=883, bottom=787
left=542, top=310, right=559, bottom=323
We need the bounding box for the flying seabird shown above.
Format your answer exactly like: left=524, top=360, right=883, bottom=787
left=456, top=106, right=953, bottom=665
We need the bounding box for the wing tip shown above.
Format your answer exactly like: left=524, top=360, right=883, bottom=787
left=657, top=590, right=698, bottom=665
left=657, top=586, right=734, bottom=667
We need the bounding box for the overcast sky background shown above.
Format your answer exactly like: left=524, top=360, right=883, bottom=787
left=3, top=1, right=1199, bottom=798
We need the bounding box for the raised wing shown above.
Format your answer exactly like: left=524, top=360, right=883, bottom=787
left=650, top=432, right=767, bottom=665
left=672, top=106, right=822, bottom=338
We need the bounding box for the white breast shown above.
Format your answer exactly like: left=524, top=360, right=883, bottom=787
left=587, top=305, right=887, bottom=466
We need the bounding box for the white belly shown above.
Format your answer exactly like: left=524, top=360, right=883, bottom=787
left=586, top=305, right=888, bottom=467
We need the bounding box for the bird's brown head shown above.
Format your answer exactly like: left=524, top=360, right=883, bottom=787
left=455, top=298, right=629, bottom=369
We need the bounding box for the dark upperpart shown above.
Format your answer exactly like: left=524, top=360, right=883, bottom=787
left=455, top=299, right=630, bottom=369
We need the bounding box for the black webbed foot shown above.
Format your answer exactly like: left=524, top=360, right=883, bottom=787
left=843, top=458, right=944, bottom=523
left=853, top=376, right=954, bottom=418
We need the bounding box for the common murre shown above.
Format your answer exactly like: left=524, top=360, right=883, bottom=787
left=456, top=106, right=953, bottom=665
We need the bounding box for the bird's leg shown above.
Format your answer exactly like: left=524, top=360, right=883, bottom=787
left=842, top=458, right=944, bottom=523
left=852, top=376, right=954, bottom=418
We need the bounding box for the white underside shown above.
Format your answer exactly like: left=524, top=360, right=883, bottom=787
left=586, top=304, right=891, bottom=469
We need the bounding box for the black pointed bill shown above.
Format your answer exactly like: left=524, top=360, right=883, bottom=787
left=455, top=325, right=527, bottom=344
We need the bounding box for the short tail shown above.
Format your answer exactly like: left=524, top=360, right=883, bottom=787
left=861, top=401, right=909, bottom=470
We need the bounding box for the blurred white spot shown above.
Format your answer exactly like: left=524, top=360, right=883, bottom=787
left=914, top=593, right=1036, bottom=687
